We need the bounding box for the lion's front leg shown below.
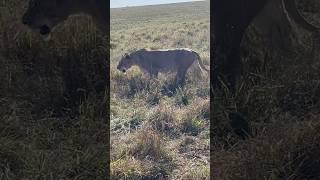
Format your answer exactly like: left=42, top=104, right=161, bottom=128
left=150, top=70, right=158, bottom=79
left=175, top=69, right=187, bottom=87
left=146, top=69, right=158, bottom=79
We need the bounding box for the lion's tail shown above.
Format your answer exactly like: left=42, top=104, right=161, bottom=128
left=194, top=51, right=209, bottom=73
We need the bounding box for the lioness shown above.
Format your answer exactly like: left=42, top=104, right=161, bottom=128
left=117, top=48, right=209, bottom=86
left=22, top=0, right=107, bottom=40
left=213, top=0, right=320, bottom=92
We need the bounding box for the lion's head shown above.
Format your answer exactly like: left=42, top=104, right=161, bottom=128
left=117, top=53, right=134, bottom=73
left=22, top=0, right=72, bottom=40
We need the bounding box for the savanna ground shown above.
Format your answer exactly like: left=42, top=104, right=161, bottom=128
left=0, top=0, right=108, bottom=179
left=110, top=1, right=210, bottom=179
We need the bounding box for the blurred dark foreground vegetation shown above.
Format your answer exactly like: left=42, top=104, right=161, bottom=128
left=0, top=1, right=108, bottom=178
left=213, top=0, right=320, bottom=179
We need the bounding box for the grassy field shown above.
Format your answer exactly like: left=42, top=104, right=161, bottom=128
left=110, top=1, right=210, bottom=179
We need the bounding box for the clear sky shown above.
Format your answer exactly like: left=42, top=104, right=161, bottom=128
left=110, top=0, right=205, bottom=8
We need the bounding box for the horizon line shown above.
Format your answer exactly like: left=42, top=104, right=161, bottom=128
left=110, top=0, right=207, bottom=9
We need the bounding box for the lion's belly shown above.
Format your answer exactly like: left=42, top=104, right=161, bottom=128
left=138, top=50, right=196, bottom=73
left=152, top=58, right=184, bottom=73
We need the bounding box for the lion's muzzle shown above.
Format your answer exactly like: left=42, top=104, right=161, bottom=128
left=40, top=25, right=51, bottom=35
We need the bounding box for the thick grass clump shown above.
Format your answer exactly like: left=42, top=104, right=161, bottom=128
left=212, top=120, right=320, bottom=179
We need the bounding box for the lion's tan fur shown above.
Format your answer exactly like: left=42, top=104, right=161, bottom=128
left=117, top=48, right=209, bottom=86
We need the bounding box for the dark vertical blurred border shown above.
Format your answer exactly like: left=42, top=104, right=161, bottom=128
left=210, top=1, right=214, bottom=179
left=0, top=0, right=111, bottom=178
left=106, top=0, right=111, bottom=178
